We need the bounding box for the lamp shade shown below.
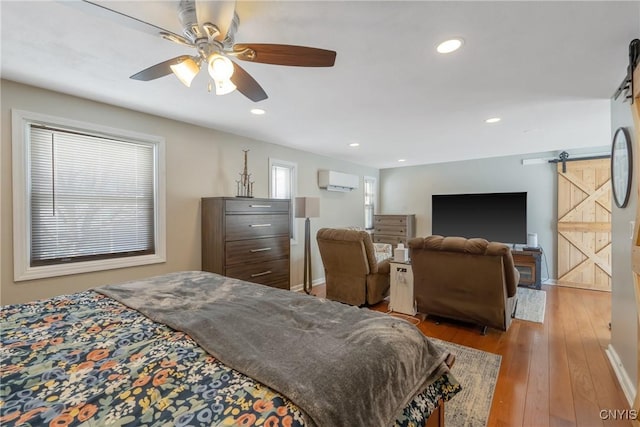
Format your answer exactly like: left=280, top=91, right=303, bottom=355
left=214, top=78, right=237, bottom=95
left=295, top=197, right=320, bottom=218
left=170, top=57, right=200, bottom=87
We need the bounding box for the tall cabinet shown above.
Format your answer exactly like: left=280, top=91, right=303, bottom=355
left=201, top=197, right=291, bottom=290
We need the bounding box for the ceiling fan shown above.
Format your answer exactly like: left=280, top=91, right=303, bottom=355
left=129, top=0, right=337, bottom=102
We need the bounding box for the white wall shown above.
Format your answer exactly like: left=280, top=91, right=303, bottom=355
left=610, top=97, right=638, bottom=403
left=0, top=80, right=377, bottom=304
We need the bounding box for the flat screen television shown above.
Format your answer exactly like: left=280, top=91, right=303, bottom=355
left=431, top=192, right=527, bottom=244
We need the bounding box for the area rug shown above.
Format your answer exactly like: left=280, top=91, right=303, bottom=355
left=430, top=338, right=501, bottom=427
left=514, top=287, right=546, bottom=323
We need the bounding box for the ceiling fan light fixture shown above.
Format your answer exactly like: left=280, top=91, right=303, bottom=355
left=214, top=78, right=237, bottom=96
left=207, top=53, right=234, bottom=81
left=170, top=57, right=200, bottom=87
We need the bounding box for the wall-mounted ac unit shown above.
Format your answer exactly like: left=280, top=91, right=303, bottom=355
left=318, top=170, right=359, bottom=192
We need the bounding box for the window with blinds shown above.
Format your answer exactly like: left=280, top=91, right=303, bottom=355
left=12, top=109, right=166, bottom=281
left=364, top=176, right=376, bottom=230
left=29, top=126, right=156, bottom=265
left=271, top=165, right=292, bottom=199
left=269, top=158, right=297, bottom=242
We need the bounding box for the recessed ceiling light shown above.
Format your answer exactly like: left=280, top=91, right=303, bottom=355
left=485, top=117, right=501, bottom=124
left=349, top=142, right=360, bottom=147
left=436, top=38, right=463, bottom=54
left=398, top=159, right=406, bottom=163
left=250, top=108, right=266, bottom=115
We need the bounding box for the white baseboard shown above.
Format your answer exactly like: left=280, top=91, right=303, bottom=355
left=606, top=344, right=637, bottom=407
left=290, top=277, right=325, bottom=293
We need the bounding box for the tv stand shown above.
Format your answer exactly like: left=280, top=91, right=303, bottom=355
left=512, top=247, right=542, bottom=290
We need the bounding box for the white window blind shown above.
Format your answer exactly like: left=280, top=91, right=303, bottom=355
left=364, top=176, right=376, bottom=230
left=269, top=158, right=297, bottom=242
left=271, top=165, right=292, bottom=199
left=29, top=125, right=155, bottom=266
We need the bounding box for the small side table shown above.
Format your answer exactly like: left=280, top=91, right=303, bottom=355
left=512, top=248, right=543, bottom=290
left=389, top=259, right=416, bottom=316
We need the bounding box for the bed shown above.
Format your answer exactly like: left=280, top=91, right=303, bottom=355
left=0, top=271, right=460, bottom=426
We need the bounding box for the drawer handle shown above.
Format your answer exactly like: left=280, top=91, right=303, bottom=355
left=250, top=204, right=272, bottom=208
left=250, top=224, right=272, bottom=227
left=251, top=270, right=272, bottom=278
left=250, top=247, right=272, bottom=253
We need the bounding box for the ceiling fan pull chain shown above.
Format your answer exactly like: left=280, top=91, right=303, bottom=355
left=208, top=80, right=213, bottom=93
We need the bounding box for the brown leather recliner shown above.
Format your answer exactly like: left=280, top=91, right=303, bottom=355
left=316, top=228, right=391, bottom=306
left=408, top=235, right=519, bottom=332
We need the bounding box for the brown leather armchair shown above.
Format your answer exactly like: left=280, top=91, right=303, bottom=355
left=316, top=228, right=390, bottom=306
left=408, top=235, right=519, bottom=332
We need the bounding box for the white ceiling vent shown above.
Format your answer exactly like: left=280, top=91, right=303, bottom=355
left=318, top=170, right=359, bottom=192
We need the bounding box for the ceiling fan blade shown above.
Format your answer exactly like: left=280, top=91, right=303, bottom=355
left=130, top=55, right=193, bottom=81
left=66, top=1, right=183, bottom=41
left=233, top=44, right=336, bottom=67
left=196, top=0, right=236, bottom=42
left=230, top=60, right=268, bottom=102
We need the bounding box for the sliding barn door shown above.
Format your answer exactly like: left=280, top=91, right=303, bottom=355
left=557, top=158, right=612, bottom=291
left=629, top=62, right=640, bottom=427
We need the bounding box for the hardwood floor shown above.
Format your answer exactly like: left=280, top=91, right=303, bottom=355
left=311, top=284, right=631, bottom=427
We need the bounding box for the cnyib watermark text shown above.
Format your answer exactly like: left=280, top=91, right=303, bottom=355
left=600, top=409, right=638, bottom=420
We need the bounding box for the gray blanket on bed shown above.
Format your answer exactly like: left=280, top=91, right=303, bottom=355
left=97, top=271, right=451, bottom=427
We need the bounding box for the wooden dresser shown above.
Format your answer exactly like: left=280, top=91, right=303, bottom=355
left=201, top=197, right=290, bottom=290
left=372, top=214, right=416, bottom=247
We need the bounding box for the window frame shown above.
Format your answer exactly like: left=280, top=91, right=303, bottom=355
left=268, top=158, right=298, bottom=244
left=364, top=175, right=377, bottom=230
left=12, top=109, right=166, bottom=281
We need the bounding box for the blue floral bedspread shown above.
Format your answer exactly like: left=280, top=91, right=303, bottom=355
left=1, top=291, right=460, bottom=426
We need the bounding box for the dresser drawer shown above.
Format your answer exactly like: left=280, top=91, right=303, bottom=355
left=225, top=236, right=290, bottom=266
left=226, top=258, right=290, bottom=289
left=374, top=225, right=407, bottom=236
left=225, top=214, right=289, bottom=240
left=373, top=235, right=408, bottom=246
left=374, top=215, right=409, bottom=226
left=225, top=199, right=290, bottom=214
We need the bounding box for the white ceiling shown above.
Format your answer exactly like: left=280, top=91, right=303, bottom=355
left=2, top=1, right=638, bottom=169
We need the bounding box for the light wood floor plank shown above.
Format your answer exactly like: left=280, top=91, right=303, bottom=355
left=522, top=313, right=550, bottom=427
left=548, top=283, right=578, bottom=427
left=490, top=321, right=532, bottom=427
left=557, top=286, right=604, bottom=427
